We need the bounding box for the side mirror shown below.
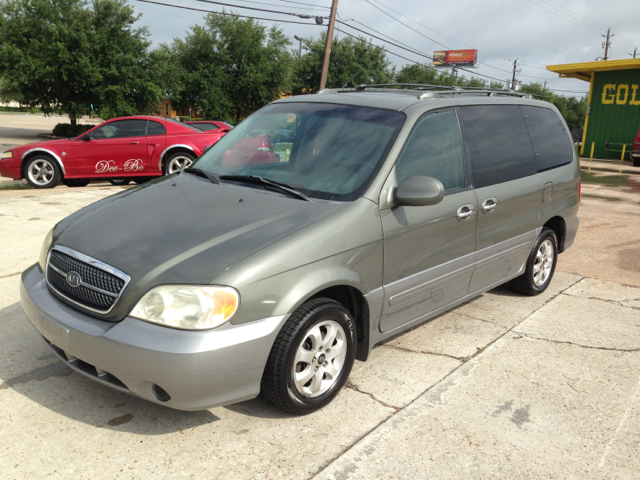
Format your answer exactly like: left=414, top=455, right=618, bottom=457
left=80, top=134, right=92, bottom=141
left=394, top=176, right=445, bottom=207
left=220, top=127, right=231, bottom=133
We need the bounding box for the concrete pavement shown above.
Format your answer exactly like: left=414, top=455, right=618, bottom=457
left=0, top=187, right=639, bottom=479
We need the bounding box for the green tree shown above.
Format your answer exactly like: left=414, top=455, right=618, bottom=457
left=0, top=0, right=158, bottom=124
left=395, top=63, right=496, bottom=88
left=292, top=34, right=393, bottom=94
left=164, top=13, right=293, bottom=122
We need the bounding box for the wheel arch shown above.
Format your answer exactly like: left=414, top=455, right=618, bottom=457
left=20, top=148, right=66, bottom=179
left=543, top=216, right=567, bottom=252
left=158, top=144, right=198, bottom=173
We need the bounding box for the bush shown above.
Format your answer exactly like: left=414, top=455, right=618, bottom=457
left=178, top=116, right=190, bottom=122
left=52, top=123, right=94, bottom=138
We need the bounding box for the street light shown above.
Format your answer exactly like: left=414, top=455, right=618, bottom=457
left=294, top=35, right=302, bottom=56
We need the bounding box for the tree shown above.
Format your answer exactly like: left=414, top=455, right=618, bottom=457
left=163, top=13, right=294, bottom=122
left=395, top=63, right=499, bottom=88
left=292, top=34, right=393, bottom=94
left=0, top=0, right=158, bottom=124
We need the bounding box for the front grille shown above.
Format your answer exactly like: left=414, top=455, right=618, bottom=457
left=46, top=247, right=129, bottom=314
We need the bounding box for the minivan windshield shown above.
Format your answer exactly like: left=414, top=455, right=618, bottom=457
left=193, top=102, right=405, bottom=201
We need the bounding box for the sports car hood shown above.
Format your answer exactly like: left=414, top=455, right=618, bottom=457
left=16, top=137, right=73, bottom=152
left=51, top=173, right=343, bottom=320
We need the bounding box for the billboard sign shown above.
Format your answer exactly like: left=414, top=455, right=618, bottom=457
left=433, top=50, right=478, bottom=67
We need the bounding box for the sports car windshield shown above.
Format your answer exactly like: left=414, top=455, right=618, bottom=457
left=193, top=103, right=405, bottom=201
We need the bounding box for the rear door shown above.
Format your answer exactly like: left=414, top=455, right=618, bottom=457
left=72, top=119, right=149, bottom=177
left=380, top=109, right=478, bottom=333
left=457, top=105, right=540, bottom=294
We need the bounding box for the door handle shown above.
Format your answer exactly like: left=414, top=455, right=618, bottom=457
left=481, top=197, right=498, bottom=213
left=456, top=204, right=475, bottom=221
left=130, top=141, right=140, bottom=145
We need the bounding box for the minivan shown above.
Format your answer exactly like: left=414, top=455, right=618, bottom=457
left=20, top=85, right=580, bottom=414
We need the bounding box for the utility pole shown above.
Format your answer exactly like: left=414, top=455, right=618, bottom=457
left=631, top=48, right=637, bottom=59
left=319, top=0, right=339, bottom=91
left=511, top=59, right=518, bottom=90
left=602, top=28, right=613, bottom=60
left=294, top=35, right=303, bottom=56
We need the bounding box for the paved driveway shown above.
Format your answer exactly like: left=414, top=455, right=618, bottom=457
left=0, top=188, right=639, bottom=479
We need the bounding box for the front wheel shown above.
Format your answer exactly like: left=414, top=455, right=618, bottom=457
left=25, top=156, right=61, bottom=189
left=164, top=151, right=196, bottom=175
left=261, top=298, right=356, bottom=414
left=511, top=227, right=558, bottom=296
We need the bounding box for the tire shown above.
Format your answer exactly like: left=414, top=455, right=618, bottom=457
left=511, top=227, right=558, bottom=296
left=24, top=155, right=61, bottom=189
left=109, top=178, right=130, bottom=186
left=261, top=298, right=356, bottom=415
left=164, top=151, right=196, bottom=175
left=633, top=156, right=640, bottom=167
left=62, top=179, right=90, bottom=187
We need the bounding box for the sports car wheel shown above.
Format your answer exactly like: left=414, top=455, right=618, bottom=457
left=25, top=156, right=61, bottom=189
left=165, top=151, right=196, bottom=175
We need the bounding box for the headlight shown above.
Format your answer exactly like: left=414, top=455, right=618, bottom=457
left=39, top=228, right=54, bottom=271
left=1, top=151, right=13, bottom=159
left=130, top=285, right=240, bottom=330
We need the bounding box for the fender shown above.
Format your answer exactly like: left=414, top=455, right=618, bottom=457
left=157, top=144, right=198, bottom=171
left=21, top=148, right=66, bottom=175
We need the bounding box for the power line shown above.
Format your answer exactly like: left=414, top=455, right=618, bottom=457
left=194, top=0, right=328, bottom=18
left=135, top=0, right=326, bottom=25
left=229, top=0, right=330, bottom=13
left=276, top=0, right=330, bottom=9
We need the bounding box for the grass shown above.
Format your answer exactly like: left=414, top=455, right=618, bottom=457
left=0, top=183, right=33, bottom=190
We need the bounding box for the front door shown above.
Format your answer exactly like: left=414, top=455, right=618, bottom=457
left=380, top=109, right=478, bottom=334
left=72, top=119, right=149, bottom=177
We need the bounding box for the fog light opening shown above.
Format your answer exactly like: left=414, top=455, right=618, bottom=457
left=152, top=384, right=171, bottom=402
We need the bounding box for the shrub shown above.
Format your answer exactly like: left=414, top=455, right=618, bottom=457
left=52, top=123, right=94, bottom=137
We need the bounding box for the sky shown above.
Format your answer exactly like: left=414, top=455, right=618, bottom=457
left=129, top=0, right=640, bottom=97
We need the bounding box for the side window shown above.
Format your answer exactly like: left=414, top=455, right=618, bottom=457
left=520, top=106, right=574, bottom=172
left=458, top=105, right=536, bottom=188
left=147, top=121, right=166, bottom=136
left=395, top=110, right=465, bottom=191
left=91, top=120, right=148, bottom=140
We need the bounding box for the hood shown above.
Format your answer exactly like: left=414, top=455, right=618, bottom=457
left=16, top=138, right=73, bottom=153
left=52, top=173, right=343, bottom=320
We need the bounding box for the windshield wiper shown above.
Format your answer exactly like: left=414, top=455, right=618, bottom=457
left=220, top=175, right=311, bottom=202
left=182, top=167, right=220, bottom=184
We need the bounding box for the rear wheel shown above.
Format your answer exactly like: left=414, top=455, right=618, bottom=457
left=511, top=228, right=558, bottom=296
left=261, top=298, right=356, bottom=415
left=62, top=179, right=90, bottom=187
left=164, top=151, right=195, bottom=175
left=25, top=155, right=61, bottom=189
left=633, top=156, right=640, bottom=167
left=109, top=178, right=130, bottom=186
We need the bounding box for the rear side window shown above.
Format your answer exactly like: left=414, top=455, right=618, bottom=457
left=147, top=121, right=166, bottom=136
left=458, top=105, right=536, bottom=188
left=520, top=106, right=573, bottom=172
left=395, top=110, right=465, bottom=191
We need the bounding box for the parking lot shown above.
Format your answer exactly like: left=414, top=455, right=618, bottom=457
left=1, top=115, right=640, bottom=479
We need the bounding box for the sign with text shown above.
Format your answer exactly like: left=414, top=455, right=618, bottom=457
left=433, top=50, right=478, bottom=67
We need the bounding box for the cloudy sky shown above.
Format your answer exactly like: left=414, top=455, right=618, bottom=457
left=130, top=0, right=640, bottom=97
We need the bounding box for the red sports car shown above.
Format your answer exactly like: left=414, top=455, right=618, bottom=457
left=0, top=116, right=229, bottom=188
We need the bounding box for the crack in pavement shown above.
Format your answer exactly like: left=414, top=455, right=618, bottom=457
left=511, top=331, right=640, bottom=353
left=344, top=383, right=400, bottom=412
left=0, top=271, right=21, bottom=279
left=310, top=275, right=584, bottom=479
left=383, top=343, right=468, bottom=363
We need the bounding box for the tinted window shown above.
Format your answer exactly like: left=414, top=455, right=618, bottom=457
left=458, top=105, right=536, bottom=188
left=395, top=110, right=465, bottom=191
left=92, top=120, right=148, bottom=139
left=147, top=121, right=166, bottom=136
left=191, top=123, right=219, bottom=131
left=520, top=106, right=573, bottom=171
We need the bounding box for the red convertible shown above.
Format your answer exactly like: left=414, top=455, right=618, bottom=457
left=0, top=116, right=230, bottom=188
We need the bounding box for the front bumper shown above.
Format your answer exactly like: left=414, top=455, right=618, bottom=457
left=20, top=264, right=287, bottom=410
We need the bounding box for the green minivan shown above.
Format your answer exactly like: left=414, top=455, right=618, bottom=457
left=20, top=85, right=580, bottom=414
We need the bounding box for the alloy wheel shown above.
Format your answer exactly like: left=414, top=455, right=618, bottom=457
left=167, top=156, right=193, bottom=174
left=292, top=320, right=348, bottom=398
left=533, top=238, right=554, bottom=286
left=27, top=159, right=55, bottom=186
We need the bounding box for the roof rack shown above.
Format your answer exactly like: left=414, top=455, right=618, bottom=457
left=318, top=83, right=532, bottom=99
